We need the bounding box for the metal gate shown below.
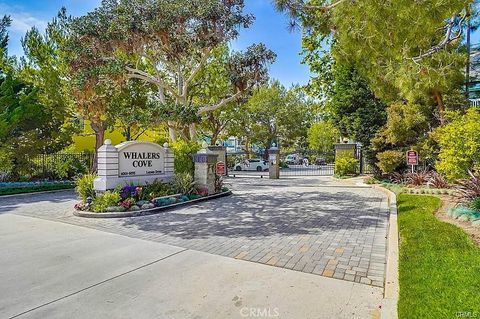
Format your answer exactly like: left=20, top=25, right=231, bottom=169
left=280, top=150, right=335, bottom=176
left=226, top=150, right=335, bottom=178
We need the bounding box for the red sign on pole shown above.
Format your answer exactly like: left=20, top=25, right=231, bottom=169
left=406, top=150, right=418, bottom=166
left=216, top=161, right=226, bottom=176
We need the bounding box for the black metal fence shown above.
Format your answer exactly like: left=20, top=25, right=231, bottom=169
left=22, top=153, right=94, bottom=180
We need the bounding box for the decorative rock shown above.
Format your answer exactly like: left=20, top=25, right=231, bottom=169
left=136, top=200, right=148, bottom=207
left=141, top=203, right=155, bottom=210
left=458, top=215, right=470, bottom=222
left=105, top=206, right=126, bottom=212
left=128, top=205, right=140, bottom=211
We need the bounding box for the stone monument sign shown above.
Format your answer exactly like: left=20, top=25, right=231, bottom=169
left=94, top=140, right=174, bottom=192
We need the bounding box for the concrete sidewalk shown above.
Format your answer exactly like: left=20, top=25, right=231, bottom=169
left=0, top=214, right=382, bottom=319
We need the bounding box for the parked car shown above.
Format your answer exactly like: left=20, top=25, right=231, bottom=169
left=314, top=158, right=327, bottom=165
left=234, top=159, right=269, bottom=171
left=284, top=154, right=303, bottom=165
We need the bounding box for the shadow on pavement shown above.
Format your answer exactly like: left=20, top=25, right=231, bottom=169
left=121, top=189, right=387, bottom=239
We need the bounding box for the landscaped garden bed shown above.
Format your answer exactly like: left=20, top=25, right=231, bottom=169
left=0, top=181, right=75, bottom=196
left=73, top=173, right=231, bottom=218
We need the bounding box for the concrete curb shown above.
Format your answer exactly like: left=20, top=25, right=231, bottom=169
left=73, top=190, right=232, bottom=218
left=373, top=185, right=399, bottom=319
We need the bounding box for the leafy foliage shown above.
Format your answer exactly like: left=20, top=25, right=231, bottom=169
left=228, top=81, right=313, bottom=155
left=405, top=170, right=431, bottom=187
left=91, top=190, right=121, bottom=213
left=171, top=140, right=200, bottom=174
left=428, top=171, right=450, bottom=189
left=75, top=173, right=96, bottom=202
left=65, top=0, right=276, bottom=140
left=334, top=155, right=358, bottom=177
left=376, top=150, right=404, bottom=175
left=142, top=180, right=175, bottom=199
left=173, top=172, right=196, bottom=195
left=470, top=197, right=480, bottom=212
left=435, top=109, right=480, bottom=180
left=307, top=120, right=339, bottom=153
left=455, top=171, right=480, bottom=203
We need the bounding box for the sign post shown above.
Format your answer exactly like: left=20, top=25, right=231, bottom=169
left=216, top=161, right=226, bottom=176
left=406, top=149, right=419, bottom=173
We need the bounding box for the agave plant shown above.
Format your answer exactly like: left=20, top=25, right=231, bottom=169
left=390, top=172, right=408, bottom=185
left=455, top=171, right=480, bottom=203
left=428, top=171, right=450, bottom=189
left=405, top=170, right=431, bottom=187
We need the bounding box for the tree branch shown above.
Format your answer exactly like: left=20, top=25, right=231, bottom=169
left=413, top=14, right=465, bottom=62
left=197, top=90, right=244, bottom=114
left=125, top=66, right=179, bottom=98
left=183, top=47, right=212, bottom=96
left=281, top=0, right=349, bottom=13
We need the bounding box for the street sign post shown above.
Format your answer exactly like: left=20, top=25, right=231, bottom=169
left=406, top=150, right=418, bottom=173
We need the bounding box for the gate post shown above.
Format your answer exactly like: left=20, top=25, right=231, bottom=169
left=194, top=143, right=218, bottom=195
left=268, top=143, right=280, bottom=179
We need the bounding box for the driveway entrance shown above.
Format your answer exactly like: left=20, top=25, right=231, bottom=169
left=2, top=176, right=389, bottom=288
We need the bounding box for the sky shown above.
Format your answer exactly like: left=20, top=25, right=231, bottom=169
left=0, top=0, right=312, bottom=87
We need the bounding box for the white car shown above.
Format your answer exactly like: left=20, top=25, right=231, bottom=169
left=234, top=159, right=269, bottom=171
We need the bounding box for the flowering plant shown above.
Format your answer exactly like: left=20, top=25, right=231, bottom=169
left=120, top=185, right=143, bottom=200
left=196, top=187, right=209, bottom=197
left=119, top=198, right=136, bottom=209
left=74, top=202, right=86, bottom=211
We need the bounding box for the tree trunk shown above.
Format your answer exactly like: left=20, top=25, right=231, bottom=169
left=210, top=134, right=218, bottom=146
left=244, top=139, right=251, bottom=159
left=168, top=121, right=177, bottom=141
left=90, top=121, right=105, bottom=173
left=188, top=123, right=197, bottom=141
left=433, top=91, right=445, bottom=125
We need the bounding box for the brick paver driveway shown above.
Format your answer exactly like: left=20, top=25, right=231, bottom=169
left=0, top=177, right=389, bottom=287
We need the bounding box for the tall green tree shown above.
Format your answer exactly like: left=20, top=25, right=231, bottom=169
left=0, top=15, right=73, bottom=178
left=278, top=0, right=471, bottom=119
left=307, top=120, right=339, bottom=154
left=65, top=0, right=276, bottom=141
left=228, top=82, right=313, bottom=157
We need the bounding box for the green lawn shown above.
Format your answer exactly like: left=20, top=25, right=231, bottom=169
left=398, top=194, right=480, bottom=318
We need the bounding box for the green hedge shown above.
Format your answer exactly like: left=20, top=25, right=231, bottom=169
left=0, top=183, right=75, bottom=196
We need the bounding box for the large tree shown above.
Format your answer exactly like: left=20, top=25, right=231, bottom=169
left=277, top=0, right=471, bottom=121
left=228, top=81, right=313, bottom=157
left=0, top=15, right=74, bottom=178
left=65, top=0, right=276, bottom=141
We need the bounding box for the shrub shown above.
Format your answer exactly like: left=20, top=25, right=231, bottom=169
left=390, top=172, right=408, bottom=184
left=455, top=171, right=480, bottom=203
left=214, top=174, right=224, bottom=193
left=173, top=172, right=196, bottom=195
left=171, top=140, right=200, bottom=174
left=428, top=171, right=450, bottom=189
left=471, top=197, right=480, bottom=212
left=91, top=190, right=121, bottom=213
left=335, top=155, right=358, bottom=177
left=376, top=150, right=404, bottom=174
left=405, top=170, right=430, bottom=187
left=435, top=109, right=480, bottom=180
left=142, top=180, right=174, bottom=199
left=53, top=156, right=88, bottom=180
left=75, top=174, right=96, bottom=202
